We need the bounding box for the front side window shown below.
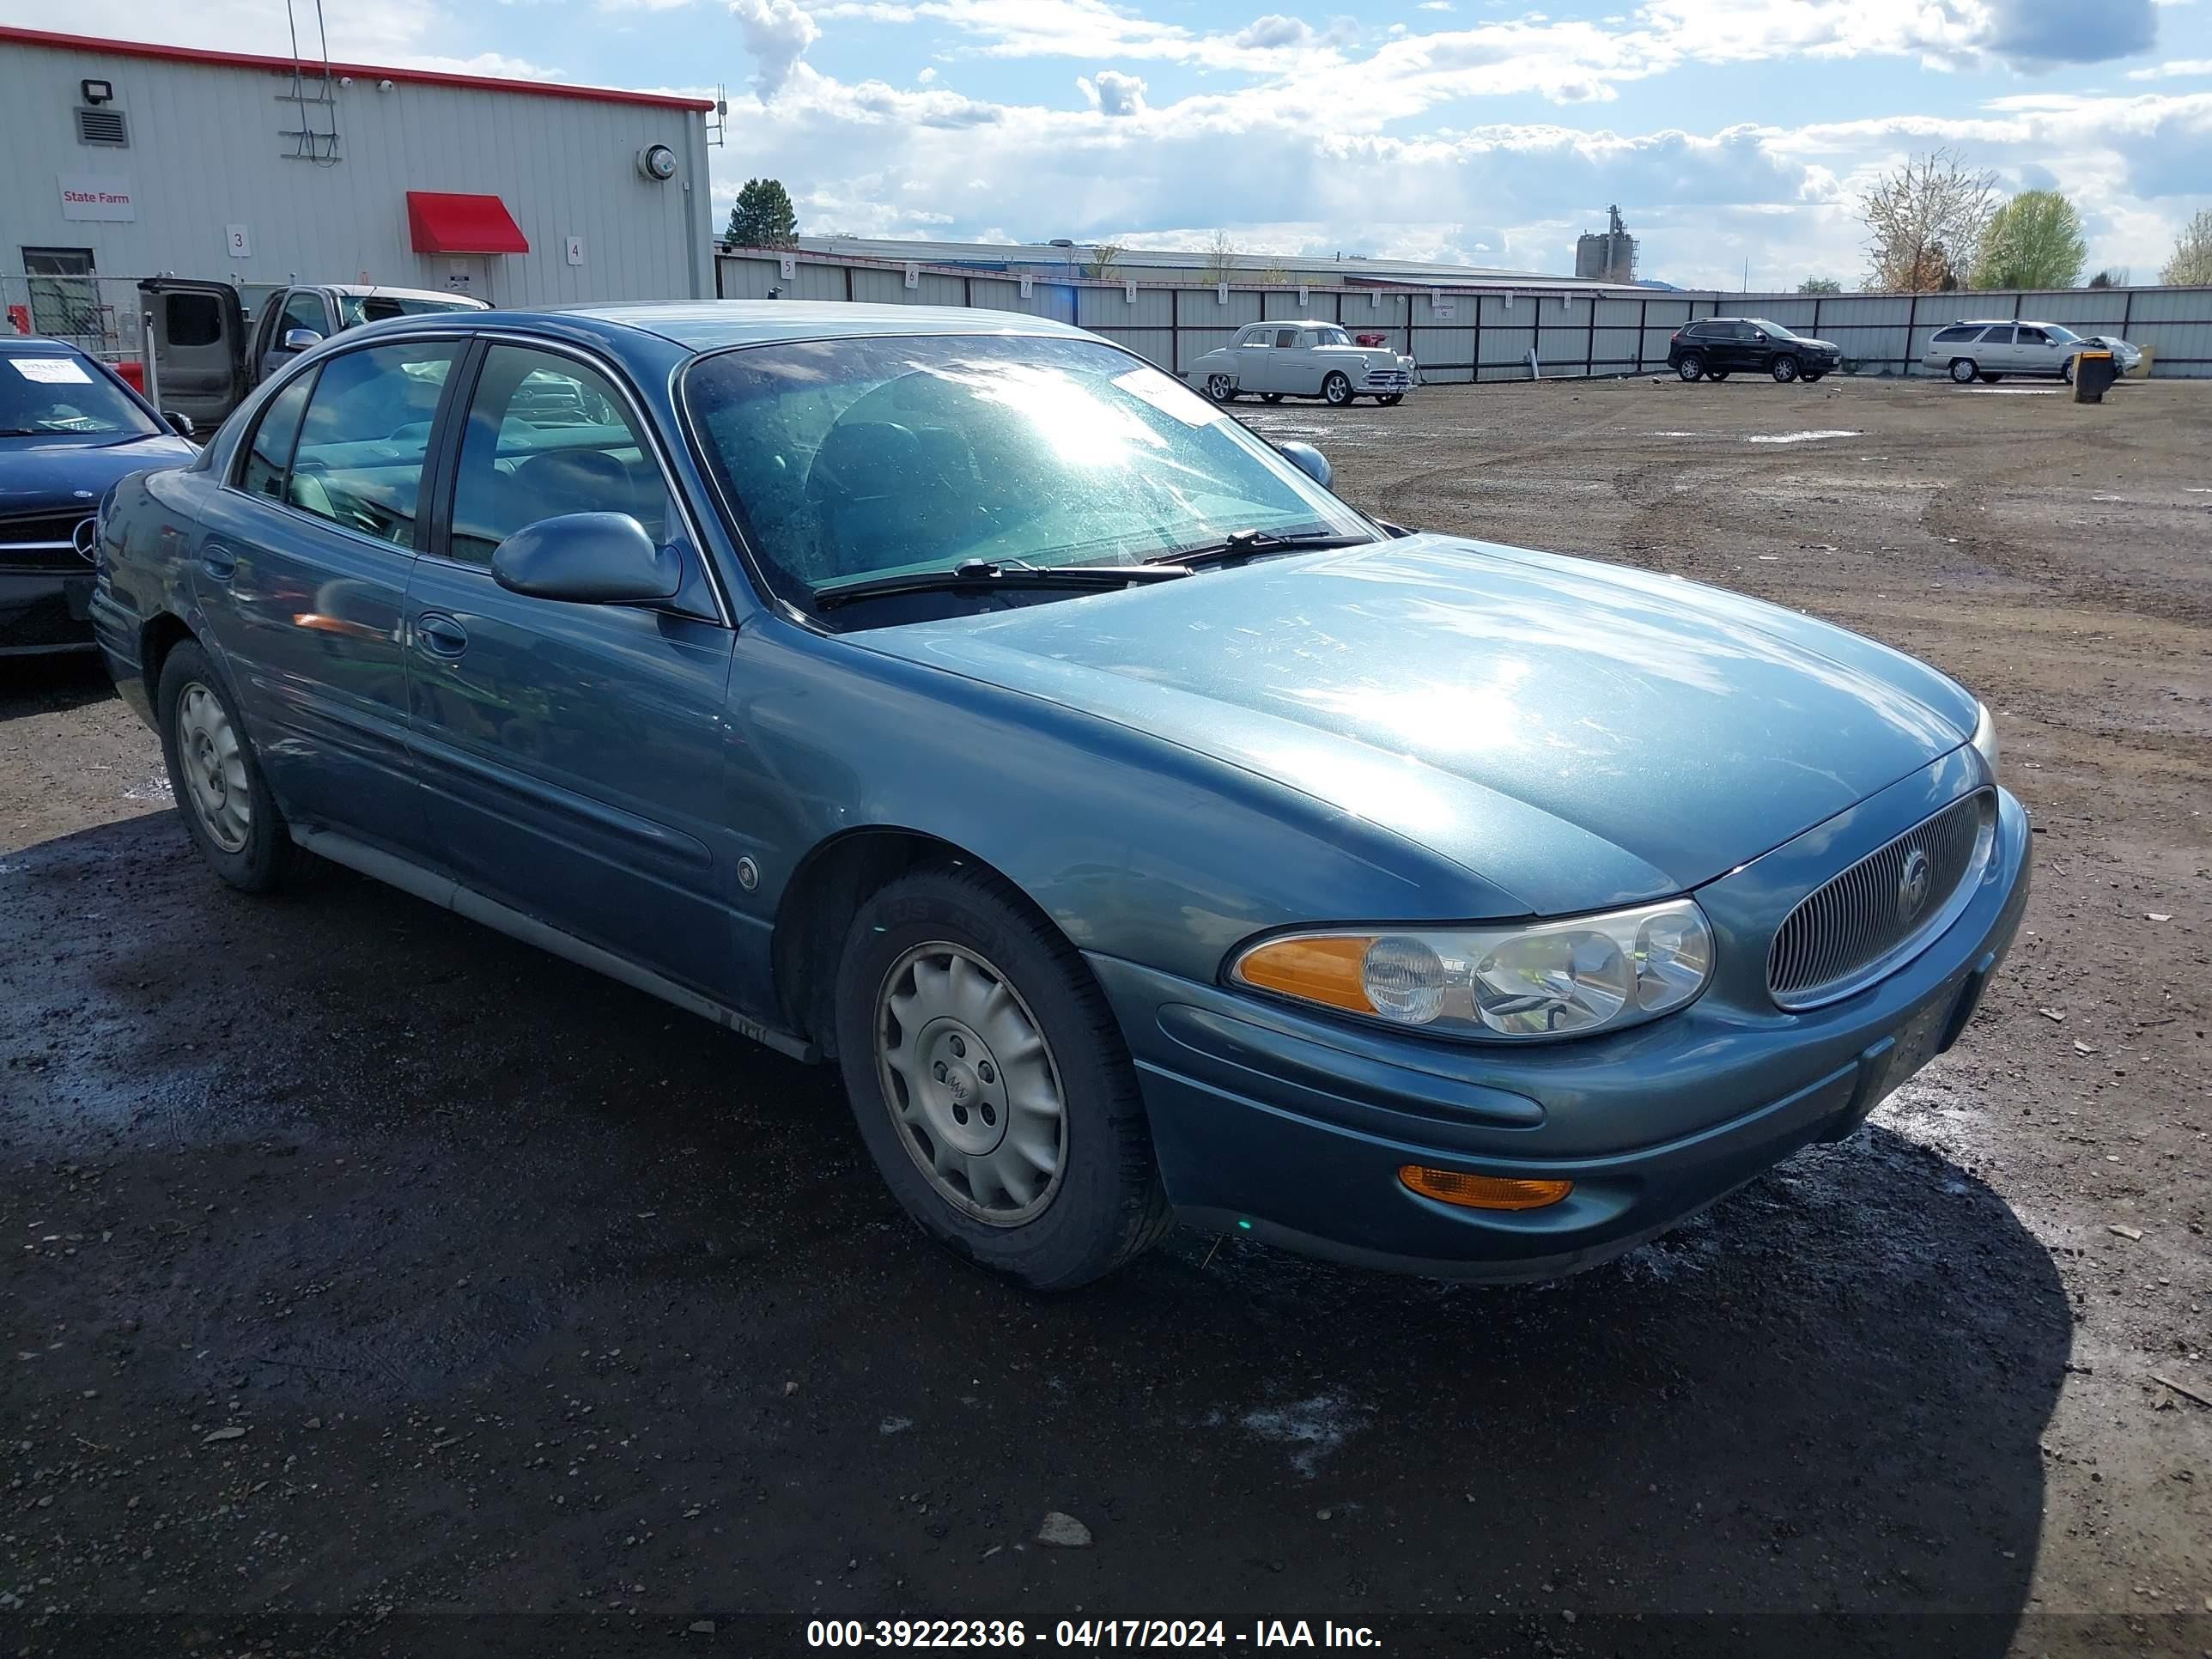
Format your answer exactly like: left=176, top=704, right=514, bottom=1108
left=284, top=341, right=458, bottom=546
left=448, top=344, right=675, bottom=566
left=683, top=332, right=1372, bottom=623
left=2016, top=326, right=2048, bottom=346
left=0, top=347, right=159, bottom=439
left=238, top=373, right=313, bottom=499
left=281, top=290, right=329, bottom=340
left=1316, top=326, right=1351, bottom=347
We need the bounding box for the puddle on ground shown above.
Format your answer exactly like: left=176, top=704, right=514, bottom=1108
left=1746, top=429, right=1863, bottom=445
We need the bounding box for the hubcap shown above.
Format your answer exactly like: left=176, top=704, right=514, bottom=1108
left=174, top=682, right=250, bottom=854
left=875, top=942, right=1067, bottom=1225
left=1207, top=374, right=1231, bottom=400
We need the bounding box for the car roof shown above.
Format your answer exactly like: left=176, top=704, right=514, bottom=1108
left=0, top=337, right=86, bottom=354
left=545, top=301, right=1090, bottom=352
left=325, top=283, right=490, bottom=306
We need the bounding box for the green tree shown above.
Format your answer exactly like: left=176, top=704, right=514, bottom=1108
left=2162, top=209, right=2212, bottom=286
left=1972, top=191, right=2087, bottom=289
left=725, top=178, right=799, bottom=249
left=1797, top=276, right=1843, bottom=295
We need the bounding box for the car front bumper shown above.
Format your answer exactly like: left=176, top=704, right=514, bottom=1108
left=1091, top=775, right=2032, bottom=1280
left=0, top=570, right=99, bottom=656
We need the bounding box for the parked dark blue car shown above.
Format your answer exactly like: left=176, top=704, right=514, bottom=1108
left=1, top=338, right=194, bottom=655
left=92, top=303, right=2030, bottom=1287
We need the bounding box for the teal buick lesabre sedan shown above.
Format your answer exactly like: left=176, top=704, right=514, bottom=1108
left=91, top=303, right=2029, bottom=1288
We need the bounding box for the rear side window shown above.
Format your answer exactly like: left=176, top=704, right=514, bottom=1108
left=285, top=342, right=459, bottom=547
left=1273, top=328, right=1297, bottom=348
left=1978, top=325, right=2013, bottom=345
left=447, top=344, right=673, bottom=567
left=238, top=374, right=314, bottom=500
left=167, top=293, right=222, bottom=349
left=1930, top=325, right=1975, bottom=343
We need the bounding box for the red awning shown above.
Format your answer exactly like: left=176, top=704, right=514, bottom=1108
left=405, top=191, right=530, bottom=255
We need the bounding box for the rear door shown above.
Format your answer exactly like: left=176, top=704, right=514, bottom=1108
left=1233, top=327, right=1271, bottom=392
left=404, top=337, right=742, bottom=1000
left=187, top=337, right=463, bottom=852
left=137, top=279, right=245, bottom=429
left=1976, top=324, right=2015, bottom=370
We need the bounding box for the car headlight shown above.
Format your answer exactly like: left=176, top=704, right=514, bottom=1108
left=1970, top=702, right=2001, bottom=779
left=1228, top=899, right=1714, bottom=1042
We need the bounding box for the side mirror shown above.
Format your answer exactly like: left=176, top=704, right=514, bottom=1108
left=279, top=328, right=323, bottom=353
left=491, top=512, right=681, bottom=605
left=163, top=410, right=195, bottom=439
left=1276, top=441, right=1332, bottom=490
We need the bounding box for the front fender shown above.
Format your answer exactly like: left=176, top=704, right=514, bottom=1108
left=726, top=617, right=1524, bottom=1000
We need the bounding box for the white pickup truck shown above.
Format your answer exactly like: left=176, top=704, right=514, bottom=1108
left=1186, top=321, right=1416, bottom=407
left=137, top=278, right=488, bottom=429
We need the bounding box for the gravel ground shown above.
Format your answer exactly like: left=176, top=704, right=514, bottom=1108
left=2, top=373, right=2206, bottom=1657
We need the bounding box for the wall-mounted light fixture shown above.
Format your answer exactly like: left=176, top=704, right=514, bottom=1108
left=80, top=77, right=114, bottom=105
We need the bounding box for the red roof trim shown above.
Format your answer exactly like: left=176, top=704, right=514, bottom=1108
left=0, top=24, right=714, bottom=112
left=408, top=191, right=531, bottom=256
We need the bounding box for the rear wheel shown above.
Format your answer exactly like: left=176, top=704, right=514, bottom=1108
left=1802, top=372, right=1826, bottom=383
left=1204, top=373, right=1236, bottom=403
left=1771, top=355, right=1800, bottom=383
left=1949, top=358, right=1978, bottom=385
left=833, top=864, right=1172, bottom=1290
left=157, top=641, right=301, bottom=893
left=1321, top=373, right=1352, bottom=407
left=1707, top=369, right=1730, bottom=381
left=1675, top=353, right=1705, bottom=382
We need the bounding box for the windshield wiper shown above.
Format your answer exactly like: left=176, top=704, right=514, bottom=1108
left=815, top=557, right=1191, bottom=611
left=1145, top=528, right=1373, bottom=568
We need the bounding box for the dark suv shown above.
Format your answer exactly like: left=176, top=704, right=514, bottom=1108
left=1668, top=318, right=1842, bottom=385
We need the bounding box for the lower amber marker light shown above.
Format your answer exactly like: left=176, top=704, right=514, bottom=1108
left=1398, top=1165, right=1573, bottom=1211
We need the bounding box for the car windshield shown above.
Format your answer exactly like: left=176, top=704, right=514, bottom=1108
left=0, top=349, right=160, bottom=439
left=1743, top=319, right=1799, bottom=340
left=684, top=333, right=1373, bottom=617
left=2044, top=324, right=2082, bottom=344
left=336, top=294, right=483, bottom=327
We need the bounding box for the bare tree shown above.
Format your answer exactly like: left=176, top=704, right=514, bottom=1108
left=1083, top=240, right=1127, bottom=282
left=2161, top=209, right=2212, bottom=287
left=1199, top=229, right=1239, bottom=286
left=1858, top=148, right=1997, bottom=292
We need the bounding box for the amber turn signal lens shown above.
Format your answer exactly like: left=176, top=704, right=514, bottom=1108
left=1398, top=1165, right=1573, bottom=1211
left=1233, top=934, right=1376, bottom=1014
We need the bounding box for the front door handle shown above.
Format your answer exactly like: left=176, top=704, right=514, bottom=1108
left=200, top=545, right=237, bottom=582
left=415, top=612, right=469, bottom=659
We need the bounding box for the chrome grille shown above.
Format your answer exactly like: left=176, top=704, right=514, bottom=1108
left=1767, top=790, right=1995, bottom=1007
left=0, top=511, right=94, bottom=573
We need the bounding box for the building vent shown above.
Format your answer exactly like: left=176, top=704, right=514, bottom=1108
left=76, top=106, right=129, bottom=147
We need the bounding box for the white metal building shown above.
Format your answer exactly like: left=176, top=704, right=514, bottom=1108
left=0, top=22, right=715, bottom=341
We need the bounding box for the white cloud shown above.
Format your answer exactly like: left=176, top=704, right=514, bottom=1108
left=729, top=0, right=821, bottom=95
left=1076, top=68, right=1149, bottom=114
left=2129, top=58, right=2212, bottom=78
left=917, top=64, right=939, bottom=81
left=1417, top=1, right=1454, bottom=9
left=1231, top=13, right=1312, bottom=48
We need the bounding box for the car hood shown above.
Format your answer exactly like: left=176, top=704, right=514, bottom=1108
left=0, top=433, right=197, bottom=513
left=850, top=536, right=1978, bottom=915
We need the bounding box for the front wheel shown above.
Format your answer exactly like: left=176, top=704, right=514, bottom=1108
left=1204, top=373, right=1236, bottom=403
left=157, top=640, right=301, bottom=893
left=1321, top=372, right=1352, bottom=406
left=1260, top=392, right=1284, bottom=404
left=2061, top=359, right=2075, bottom=386
left=1376, top=393, right=1405, bottom=406
left=1978, top=372, right=2004, bottom=384
left=1675, top=354, right=1705, bottom=382
left=833, top=864, right=1171, bottom=1290
left=1771, top=355, right=1800, bottom=383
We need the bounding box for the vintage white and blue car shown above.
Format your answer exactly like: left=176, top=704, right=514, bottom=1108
left=1187, top=321, right=1416, bottom=406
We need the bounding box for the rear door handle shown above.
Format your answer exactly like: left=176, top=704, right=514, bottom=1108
left=415, top=612, right=469, bottom=659
left=199, top=545, right=237, bottom=581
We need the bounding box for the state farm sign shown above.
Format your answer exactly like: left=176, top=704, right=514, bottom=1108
left=58, top=175, right=136, bottom=222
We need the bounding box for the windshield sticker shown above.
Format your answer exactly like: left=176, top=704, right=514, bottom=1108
left=10, top=357, right=94, bottom=385
left=1115, top=368, right=1222, bottom=428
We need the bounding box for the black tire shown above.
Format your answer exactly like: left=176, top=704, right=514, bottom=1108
left=1802, top=372, right=1825, bottom=383
left=1203, top=373, right=1237, bottom=404
left=1978, top=371, right=2003, bottom=385
left=2061, top=359, right=2074, bottom=386
left=1376, top=393, right=1405, bottom=406
left=1949, top=358, right=1978, bottom=385
left=1771, top=355, right=1800, bottom=383
left=1260, top=392, right=1285, bottom=404
left=155, top=639, right=301, bottom=893
left=832, top=863, right=1172, bottom=1290
left=1707, top=369, right=1730, bottom=381
left=1675, top=354, right=1705, bottom=382
left=1321, top=373, right=1352, bottom=407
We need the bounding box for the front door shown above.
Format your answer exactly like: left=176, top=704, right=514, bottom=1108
left=404, top=339, right=741, bottom=1001
left=139, top=280, right=245, bottom=429
left=187, top=337, right=461, bottom=851
left=257, top=289, right=336, bottom=388
left=2013, top=325, right=2059, bottom=375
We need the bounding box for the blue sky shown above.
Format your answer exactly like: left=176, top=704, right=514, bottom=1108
left=18, top=0, right=2212, bottom=286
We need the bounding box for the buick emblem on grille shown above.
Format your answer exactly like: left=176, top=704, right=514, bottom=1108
left=71, top=516, right=99, bottom=564
left=1897, top=847, right=1933, bottom=925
